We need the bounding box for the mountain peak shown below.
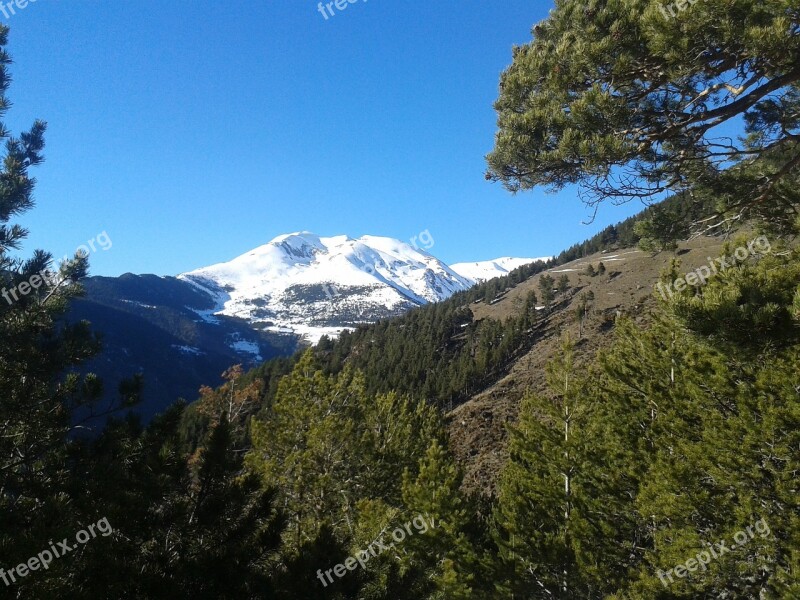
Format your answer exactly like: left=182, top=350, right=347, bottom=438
left=179, top=233, right=470, bottom=342
left=178, top=233, right=547, bottom=343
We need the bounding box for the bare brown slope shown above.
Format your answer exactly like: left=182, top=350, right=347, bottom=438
left=447, top=236, right=731, bottom=496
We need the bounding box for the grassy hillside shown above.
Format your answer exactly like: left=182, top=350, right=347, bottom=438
left=187, top=198, right=739, bottom=495
left=448, top=235, right=732, bottom=495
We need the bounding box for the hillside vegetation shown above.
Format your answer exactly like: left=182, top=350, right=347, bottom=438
left=2, top=0, right=798, bottom=598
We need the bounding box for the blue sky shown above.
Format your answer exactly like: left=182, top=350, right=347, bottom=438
left=6, top=0, right=645, bottom=277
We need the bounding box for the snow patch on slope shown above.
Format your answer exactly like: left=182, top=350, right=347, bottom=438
left=450, top=257, right=550, bottom=283
left=179, top=232, right=474, bottom=343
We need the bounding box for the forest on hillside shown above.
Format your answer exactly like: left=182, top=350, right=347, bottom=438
left=2, top=1, right=799, bottom=598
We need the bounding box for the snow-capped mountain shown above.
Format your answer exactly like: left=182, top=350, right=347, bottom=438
left=450, top=257, right=551, bottom=283
left=72, top=233, right=549, bottom=418
left=179, top=232, right=476, bottom=343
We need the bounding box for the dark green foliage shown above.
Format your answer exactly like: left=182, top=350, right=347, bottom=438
left=278, top=302, right=535, bottom=412
left=635, top=201, right=692, bottom=253
left=671, top=238, right=800, bottom=351
left=495, top=340, right=618, bottom=598
left=0, top=22, right=140, bottom=597
left=57, top=408, right=285, bottom=600
left=538, top=274, right=556, bottom=312
left=272, top=525, right=369, bottom=600
left=235, top=190, right=725, bottom=419
left=557, top=274, right=570, bottom=294
left=3, top=8, right=799, bottom=597
left=495, top=246, right=800, bottom=598
left=486, top=0, right=800, bottom=231
left=245, top=354, right=483, bottom=598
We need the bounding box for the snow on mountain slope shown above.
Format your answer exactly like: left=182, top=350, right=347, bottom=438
left=179, top=232, right=475, bottom=343
left=450, top=257, right=550, bottom=283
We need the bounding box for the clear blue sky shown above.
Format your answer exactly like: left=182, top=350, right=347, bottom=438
left=6, top=0, right=644, bottom=277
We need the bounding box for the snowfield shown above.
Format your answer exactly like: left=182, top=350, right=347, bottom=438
left=179, top=232, right=545, bottom=343
left=450, top=256, right=550, bottom=282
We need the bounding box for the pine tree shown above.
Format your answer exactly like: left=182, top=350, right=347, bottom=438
left=522, top=290, right=538, bottom=328
left=557, top=274, right=570, bottom=295
left=246, top=351, right=362, bottom=546
left=246, top=351, right=445, bottom=551
left=195, top=364, right=263, bottom=441
left=563, top=245, right=800, bottom=597
left=52, top=406, right=288, bottom=599
left=538, top=274, right=556, bottom=312
left=634, top=204, right=689, bottom=252
left=494, top=338, right=602, bottom=598
left=671, top=239, right=800, bottom=351
left=486, top=0, right=800, bottom=230
left=400, top=440, right=481, bottom=599
left=624, top=246, right=800, bottom=598
left=573, top=290, right=594, bottom=339
left=0, top=24, right=138, bottom=588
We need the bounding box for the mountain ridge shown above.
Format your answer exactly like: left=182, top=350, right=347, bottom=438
left=178, top=232, right=548, bottom=343
left=71, top=232, right=549, bottom=420
left=450, top=256, right=551, bottom=282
